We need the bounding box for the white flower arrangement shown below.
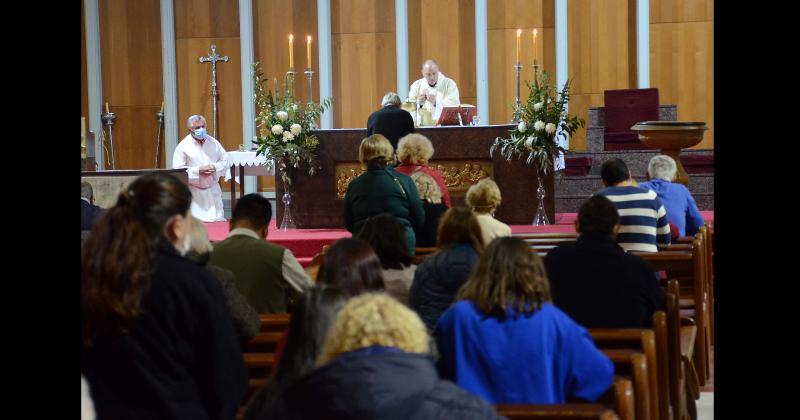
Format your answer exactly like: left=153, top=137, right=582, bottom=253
left=252, top=61, right=332, bottom=188
left=491, top=70, right=585, bottom=174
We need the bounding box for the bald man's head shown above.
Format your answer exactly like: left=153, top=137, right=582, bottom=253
left=422, top=60, right=439, bottom=85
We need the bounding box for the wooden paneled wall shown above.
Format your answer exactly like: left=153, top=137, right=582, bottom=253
left=252, top=0, right=320, bottom=191
left=650, top=0, right=714, bottom=149
left=407, top=0, right=476, bottom=107
left=488, top=0, right=555, bottom=125
left=331, top=0, right=396, bottom=128
left=99, top=0, right=164, bottom=169
left=253, top=0, right=319, bottom=109
left=568, top=0, right=635, bottom=151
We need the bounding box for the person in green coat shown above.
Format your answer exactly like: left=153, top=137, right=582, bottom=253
left=344, top=134, right=425, bottom=255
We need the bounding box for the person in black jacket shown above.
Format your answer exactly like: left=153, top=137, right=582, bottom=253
left=409, top=207, right=485, bottom=330
left=275, top=293, right=502, bottom=420
left=366, top=92, right=415, bottom=151
left=81, top=173, right=247, bottom=420
left=81, top=181, right=105, bottom=230
left=185, top=216, right=261, bottom=340
left=544, top=195, right=665, bottom=328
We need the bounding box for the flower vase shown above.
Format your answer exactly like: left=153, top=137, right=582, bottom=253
left=532, top=173, right=550, bottom=226
left=278, top=165, right=297, bottom=230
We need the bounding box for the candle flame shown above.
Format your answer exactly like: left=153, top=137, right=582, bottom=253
left=517, top=29, right=522, bottom=36
left=289, top=34, right=294, bottom=42
left=534, top=29, right=538, bottom=37
left=307, top=35, right=312, bottom=42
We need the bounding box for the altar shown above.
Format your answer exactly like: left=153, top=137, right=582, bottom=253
left=277, top=124, right=554, bottom=228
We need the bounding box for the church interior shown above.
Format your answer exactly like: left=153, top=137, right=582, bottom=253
left=81, top=1, right=714, bottom=419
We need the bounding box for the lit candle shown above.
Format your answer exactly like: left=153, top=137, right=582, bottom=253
left=160, top=101, right=164, bottom=113
left=516, top=29, right=521, bottom=64
left=105, top=102, right=109, bottom=113
left=306, top=36, right=312, bottom=69
left=533, top=29, right=538, bottom=65
left=289, top=34, right=294, bottom=69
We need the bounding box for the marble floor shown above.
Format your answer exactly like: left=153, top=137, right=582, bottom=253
left=697, top=347, right=715, bottom=419
left=697, top=392, right=714, bottom=420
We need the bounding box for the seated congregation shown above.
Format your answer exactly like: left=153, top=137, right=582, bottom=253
left=81, top=135, right=711, bottom=420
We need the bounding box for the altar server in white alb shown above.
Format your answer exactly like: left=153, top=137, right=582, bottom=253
left=408, top=59, right=460, bottom=121
left=172, top=114, right=229, bottom=222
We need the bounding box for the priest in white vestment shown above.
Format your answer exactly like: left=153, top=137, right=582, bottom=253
left=172, top=115, right=229, bottom=222
left=408, top=59, right=460, bottom=121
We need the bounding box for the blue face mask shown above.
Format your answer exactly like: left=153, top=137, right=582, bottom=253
left=193, top=127, right=207, bottom=139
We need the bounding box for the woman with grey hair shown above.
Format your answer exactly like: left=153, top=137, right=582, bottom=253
left=639, top=154, right=705, bottom=236
left=366, top=92, right=416, bottom=150
left=395, top=133, right=452, bottom=207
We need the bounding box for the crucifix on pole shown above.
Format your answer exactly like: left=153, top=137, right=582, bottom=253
left=199, top=44, right=229, bottom=139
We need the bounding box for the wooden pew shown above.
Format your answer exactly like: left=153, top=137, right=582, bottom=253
left=591, top=328, right=664, bottom=420
left=412, top=247, right=437, bottom=265
left=524, top=237, right=709, bottom=388
left=666, top=281, right=699, bottom=420
left=597, top=377, right=635, bottom=420
left=495, top=404, right=618, bottom=419
left=601, top=350, right=651, bottom=420
left=241, top=314, right=291, bottom=403
left=637, top=240, right=710, bottom=386
left=674, top=224, right=713, bottom=344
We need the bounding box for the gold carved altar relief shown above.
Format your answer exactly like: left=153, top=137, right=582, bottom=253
left=335, top=161, right=493, bottom=199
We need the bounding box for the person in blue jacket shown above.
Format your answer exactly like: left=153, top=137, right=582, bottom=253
left=638, top=154, right=705, bottom=237
left=434, top=236, right=614, bottom=404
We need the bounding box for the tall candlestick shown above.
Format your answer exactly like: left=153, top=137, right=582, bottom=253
left=516, top=29, right=521, bottom=63
left=289, top=34, right=294, bottom=69
left=306, top=36, right=312, bottom=69
left=533, top=29, right=538, bottom=65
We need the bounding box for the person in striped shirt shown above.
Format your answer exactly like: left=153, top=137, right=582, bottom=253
left=596, top=158, right=671, bottom=252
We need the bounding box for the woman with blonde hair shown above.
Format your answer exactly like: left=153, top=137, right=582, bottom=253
left=273, top=293, right=502, bottom=419
left=435, top=237, right=614, bottom=404
left=344, top=134, right=425, bottom=255
left=409, top=206, right=484, bottom=330
left=395, top=133, right=451, bottom=207
left=465, top=177, right=511, bottom=244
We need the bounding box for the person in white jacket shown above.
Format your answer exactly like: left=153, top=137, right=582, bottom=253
left=408, top=59, right=460, bottom=121
left=172, top=114, right=229, bottom=221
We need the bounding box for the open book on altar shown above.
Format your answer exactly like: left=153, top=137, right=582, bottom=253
left=436, top=104, right=477, bottom=126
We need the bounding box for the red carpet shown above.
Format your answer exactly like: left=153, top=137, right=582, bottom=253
left=205, top=211, right=713, bottom=266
